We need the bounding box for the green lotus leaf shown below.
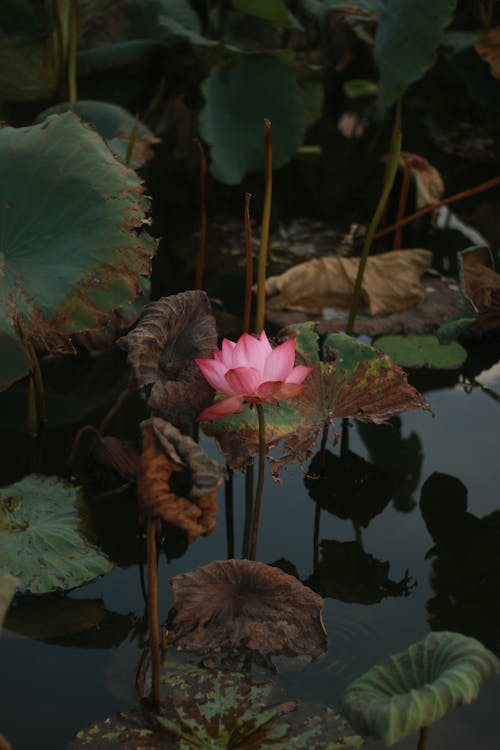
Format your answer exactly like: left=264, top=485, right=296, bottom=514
left=374, top=335, right=467, bottom=369
left=232, top=0, right=303, bottom=29
left=0, top=474, right=113, bottom=594
left=341, top=631, right=500, bottom=746
left=0, top=112, right=155, bottom=390
left=199, top=55, right=306, bottom=184
left=203, top=323, right=430, bottom=472
left=0, top=573, right=17, bottom=631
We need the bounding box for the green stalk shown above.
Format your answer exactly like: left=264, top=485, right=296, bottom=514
left=241, top=465, right=254, bottom=559
left=346, top=98, right=402, bottom=334
left=194, top=138, right=208, bottom=290
left=225, top=469, right=235, bottom=559
left=255, top=119, right=272, bottom=335
left=125, top=115, right=140, bottom=167
left=249, top=403, right=266, bottom=560
left=68, top=0, right=78, bottom=104
left=16, top=318, right=46, bottom=430
left=417, top=726, right=428, bottom=750
left=243, top=192, right=253, bottom=334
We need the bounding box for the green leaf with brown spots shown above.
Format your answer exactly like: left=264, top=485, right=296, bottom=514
left=0, top=474, right=113, bottom=594
left=203, top=323, right=430, bottom=474
left=0, top=112, right=155, bottom=391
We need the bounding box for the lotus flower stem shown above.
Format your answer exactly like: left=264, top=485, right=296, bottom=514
left=16, top=318, right=46, bottom=431
left=346, top=98, right=402, bottom=334
left=225, top=469, right=235, bottom=558
left=147, top=518, right=161, bottom=712
left=194, top=138, right=208, bottom=290
left=417, top=726, right=428, bottom=750
left=125, top=115, right=140, bottom=167
left=68, top=0, right=78, bottom=104
left=243, top=192, right=253, bottom=333
left=249, top=403, right=266, bottom=560
left=393, top=158, right=411, bottom=249
left=99, top=377, right=136, bottom=434
left=242, top=465, right=254, bottom=559
left=255, top=119, right=273, bottom=335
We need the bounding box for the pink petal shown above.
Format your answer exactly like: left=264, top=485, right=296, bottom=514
left=256, top=380, right=282, bottom=399
left=225, top=366, right=262, bottom=395
left=274, top=382, right=307, bottom=400
left=258, top=330, right=273, bottom=355
left=197, top=395, right=247, bottom=421
left=213, top=348, right=223, bottom=361
left=263, top=337, right=296, bottom=380
left=221, top=338, right=237, bottom=365
left=195, top=357, right=230, bottom=393
left=285, top=365, right=312, bottom=384
left=232, top=333, right=267, bottom=371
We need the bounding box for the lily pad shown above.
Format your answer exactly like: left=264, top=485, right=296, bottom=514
left=203, top=323, right=430, bottom=472
left=341, top=631, right=500, bottom=746
left=199, top=55, right=306, bottom=184
left=0, top=574, right=17, bottom=631
left=0, top=112, right=155, bottom=390
left=0, top=474, right=113, bottom=594
left=374, top=335, right=467, bottom=369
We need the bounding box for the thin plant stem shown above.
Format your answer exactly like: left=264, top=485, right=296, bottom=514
left=319, top=424, right=329, bottom=474
left=68, top=0, right=78, bottom=104
left=417, top=726, right=429, bottom=750
left=125, top=115, right=140, bottom=167
left=147, top=518, right=161, bottom=713
left=393, top=158, right=411, bottom=249
left=373, top=174, right=500, bottom=242
left=26, top=374, right=37, bottom=438
left=243, top=192, right=253, bottom=333
left=225, top=469, right=235, bottom=559
left=313, top=501, right=321, bottom=571
left=255, top=119, right=272, bottom=335
left=249, top=403, right=266, bottom=560
left=241, top=465, right=254, bottom=558
left=346, top=98, right=402, bottom=334
left=194, top=138, right=207, bottom=290
left=68, top=424, right=102, bottom=470
left=16, top=318, right=46, bottom=429
left=99, top=380, right=135, bottom=434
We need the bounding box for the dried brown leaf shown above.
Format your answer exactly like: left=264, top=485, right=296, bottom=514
left=475, top=26, right=500, bottom=81
left=91, top=436, right=139, bottom=482
left=399, top=152, right=445, bottom=209
left=168, top=559, right=327, bottom=662
left=461, top=246, right=500, bottom=337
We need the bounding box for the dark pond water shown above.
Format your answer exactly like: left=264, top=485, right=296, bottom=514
left=0, top=344, right=499, bottom=749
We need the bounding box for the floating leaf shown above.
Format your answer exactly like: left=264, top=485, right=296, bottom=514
left=374, top=335, right=467, bottom=369
left=0, top=474, right=112, bottom=594
left=199, top=56, right=306, bottom=184
left=203, top=323, right=430, bottom=472
left=0, top=113, right=155, bottom=391
left=168, top=559, right=327, bottom=662
left=341, top=631, right=500, bottom=746
left=0, top=574, right=17, bottom=631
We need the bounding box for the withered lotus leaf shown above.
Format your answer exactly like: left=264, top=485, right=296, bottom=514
left=138, top=418, right=224, bottom=542
left=168, top=559, right=327, bottom=661
left=118, top=291, right=217, bottom=426
left=91, top=436, right=139, bottom=482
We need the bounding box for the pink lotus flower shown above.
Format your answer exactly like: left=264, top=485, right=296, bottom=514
left=195, top=331, right=312, bottom=421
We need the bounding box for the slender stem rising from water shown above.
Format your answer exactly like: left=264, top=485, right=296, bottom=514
left=249, top=403, right=266, bottom=560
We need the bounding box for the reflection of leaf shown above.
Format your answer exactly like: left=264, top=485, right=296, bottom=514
left=168, top=559, right=327, bottom=662
left=204, top=323, right=430, bottom=473
left=306, top=540, right=414, bottom=604
left=341, top=631, right=500, bottom=746
left=264, top=250, right=432, bottom=315
left=0, top=475, right=113, bottom=594
left=0, top=574, right=17, bottom=632
left=374, top=334, right=467, bottom=369
left=305, top=450, right=392, bottom=527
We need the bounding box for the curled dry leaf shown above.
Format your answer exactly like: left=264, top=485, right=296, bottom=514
left=475, top=26, right=500, bottom=81
left=399, top=152, right=444, bottom=209
left=91, top=436, right=139, bottom=482
left=264, top=250, right=432, bottom=315
left=137, top=418, right=224, bottom=543
left=462, top=246, right=500, bottom=314
left=168, top=559, right=327, bottom=662
left=118, top=291, right=217, bottom=426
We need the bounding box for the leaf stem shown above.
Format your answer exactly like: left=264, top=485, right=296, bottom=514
left=243, top=192, right=253, bottom=333
left=346, top=98, right=402, bottom=334
left=241, top=465, right=254, bottom=558
left=249, top=403, right=266, bottom=560
left=147, top=518, right=161, bottom=713
left=194, top=138, right=208, bottom=290
left=417, top=726, right=428, bottom=750
left=225, top=469, right=235, bottom=559
left=68, top=0, right=78, bottom=104
left=393, top=158, right=411, bottom=249
left=255, top=119, right=272, bottom=335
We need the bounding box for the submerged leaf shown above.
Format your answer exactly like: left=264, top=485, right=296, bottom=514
left=0, top=475, right=112, bottom=594
left=168, top=559, right=327, bottom=662
left=374, top=335, right=467, bottom=369
left=341, top=631, right=500, bottom=746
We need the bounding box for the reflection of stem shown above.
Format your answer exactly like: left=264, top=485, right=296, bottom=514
left=242, top=465, right=254, bottom=558
left=313, top=502, right=321, bottom=571
left=255, top=119, right=272, bottom=335
left=68, top=0, right=78, bottom=104
left=393, top=159, right=411, bottom=250
left=147, top=518, right=161, bottom=712
left=352, top=520, right=363, bottom=549
left=225, top=469, right=235, bottom=559
left=243, top=192, right=253, bottom=334
left=125, top=115, right=140, bottom=167
left=249, top=403, right=266, bottom=560
left=340, top=419, right=349, bottom=458
left=319, top=425, right=328, bottom=474
left=417, top=726, right=428, bottom=750
left=194, top=138, right=207, bottom=290
left=346, top=98, right=402, bottom=334
left=468, top=377, right=500, bottom=404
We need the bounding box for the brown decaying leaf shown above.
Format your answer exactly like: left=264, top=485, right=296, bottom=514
left=168, top=559, right=327, bottom=661
left=399, top=152, right=445, bottom=209
left=91, top=436, right=139, bottom=482
left=137, top=418, right=224, bottom=542
left=462, top=246, right=500, bottom=337
left=118, top=291, right=217, bottom=426
left=475, top=26, right=500, bottom=81
left=0, top=734, right=12, bottom=750
left=264, top=249, right=432, bottom=316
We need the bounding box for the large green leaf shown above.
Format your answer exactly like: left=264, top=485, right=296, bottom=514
left=232, top=0, right=303, bottom=29
left=0, top=112, right=155, bottom=390
left=199, top=56, right=306, bottom=184
left=203, top=323, right=430, bottom=472
left=341, top=631, right=500, bottom=746
left=374, top=334, right=467, bottom=369
left=374, top=0, right=458, bottom=106
left=0, top=573, right=17, bottom=631
left=0, top=474, right=113, bottom=594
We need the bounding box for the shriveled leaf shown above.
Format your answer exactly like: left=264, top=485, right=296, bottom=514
left=118, top=291, right=217, bottom=426
left=264, top=250, right=432, bottom=315
left=0, top=113, right=155, bottom=391
left=399, top=152, right=444, bottom=209
left=374, top=335, right=467, bottom=369
left=341, top=631, right=500, bottom=746
left=168, top=559, right=327, bottom=662
left=91, top=436, right=139, bottom=482
left=199, top=56, right=306, bottom=184
left=0, top=474, right=113, bottom=594
left=203, top=323, right=430, bottom=472
left=475, top=26, right=500, bottom=81
left=0, top=574, right=17, bottom=632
